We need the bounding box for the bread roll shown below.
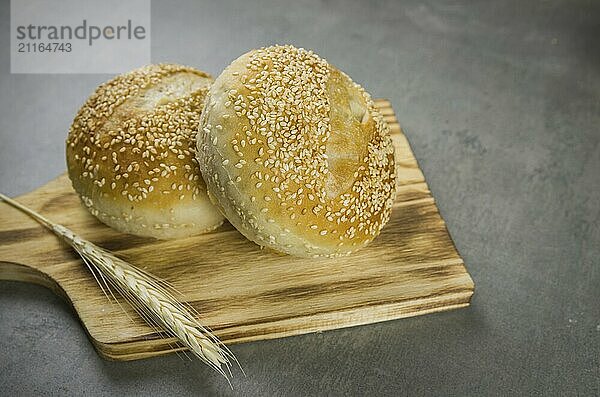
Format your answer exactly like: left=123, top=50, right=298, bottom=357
left=67, top=64, right=224, bottom=239
left=198, top=45, right=396, bottom=257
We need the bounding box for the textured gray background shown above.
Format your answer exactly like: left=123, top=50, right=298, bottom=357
left=1, top=0, right=599, bottom=395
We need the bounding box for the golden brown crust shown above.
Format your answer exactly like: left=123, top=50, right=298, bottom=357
left=198, top=46, right=396, bottom=257
left=67, top=64, right=224, bottom=238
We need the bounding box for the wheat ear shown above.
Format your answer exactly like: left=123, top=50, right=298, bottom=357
left=0, top=193, right=238, bottom=382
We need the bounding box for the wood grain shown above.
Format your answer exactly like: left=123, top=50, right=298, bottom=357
left=0, top=100, right=474, bottom=361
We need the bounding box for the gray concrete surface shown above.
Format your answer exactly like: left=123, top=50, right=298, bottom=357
left=1, top=0, right=599, bottom=395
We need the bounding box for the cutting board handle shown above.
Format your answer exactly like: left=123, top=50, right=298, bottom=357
left=0, top=261, right=69, bottom=301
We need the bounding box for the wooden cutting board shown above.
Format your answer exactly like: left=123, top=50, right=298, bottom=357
left=0, top=99, right=474, bottom=361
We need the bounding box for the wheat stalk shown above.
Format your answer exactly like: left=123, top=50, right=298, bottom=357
left=0, top=193, right=239, bottom=383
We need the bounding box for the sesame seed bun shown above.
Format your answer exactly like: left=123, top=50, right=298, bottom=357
left=197, top=45, right=396, bottom=257
left=66, top=64, right=224, bottom=239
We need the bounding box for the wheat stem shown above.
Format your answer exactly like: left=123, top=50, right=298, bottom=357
left=0, top=193, right=238, bottom=383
